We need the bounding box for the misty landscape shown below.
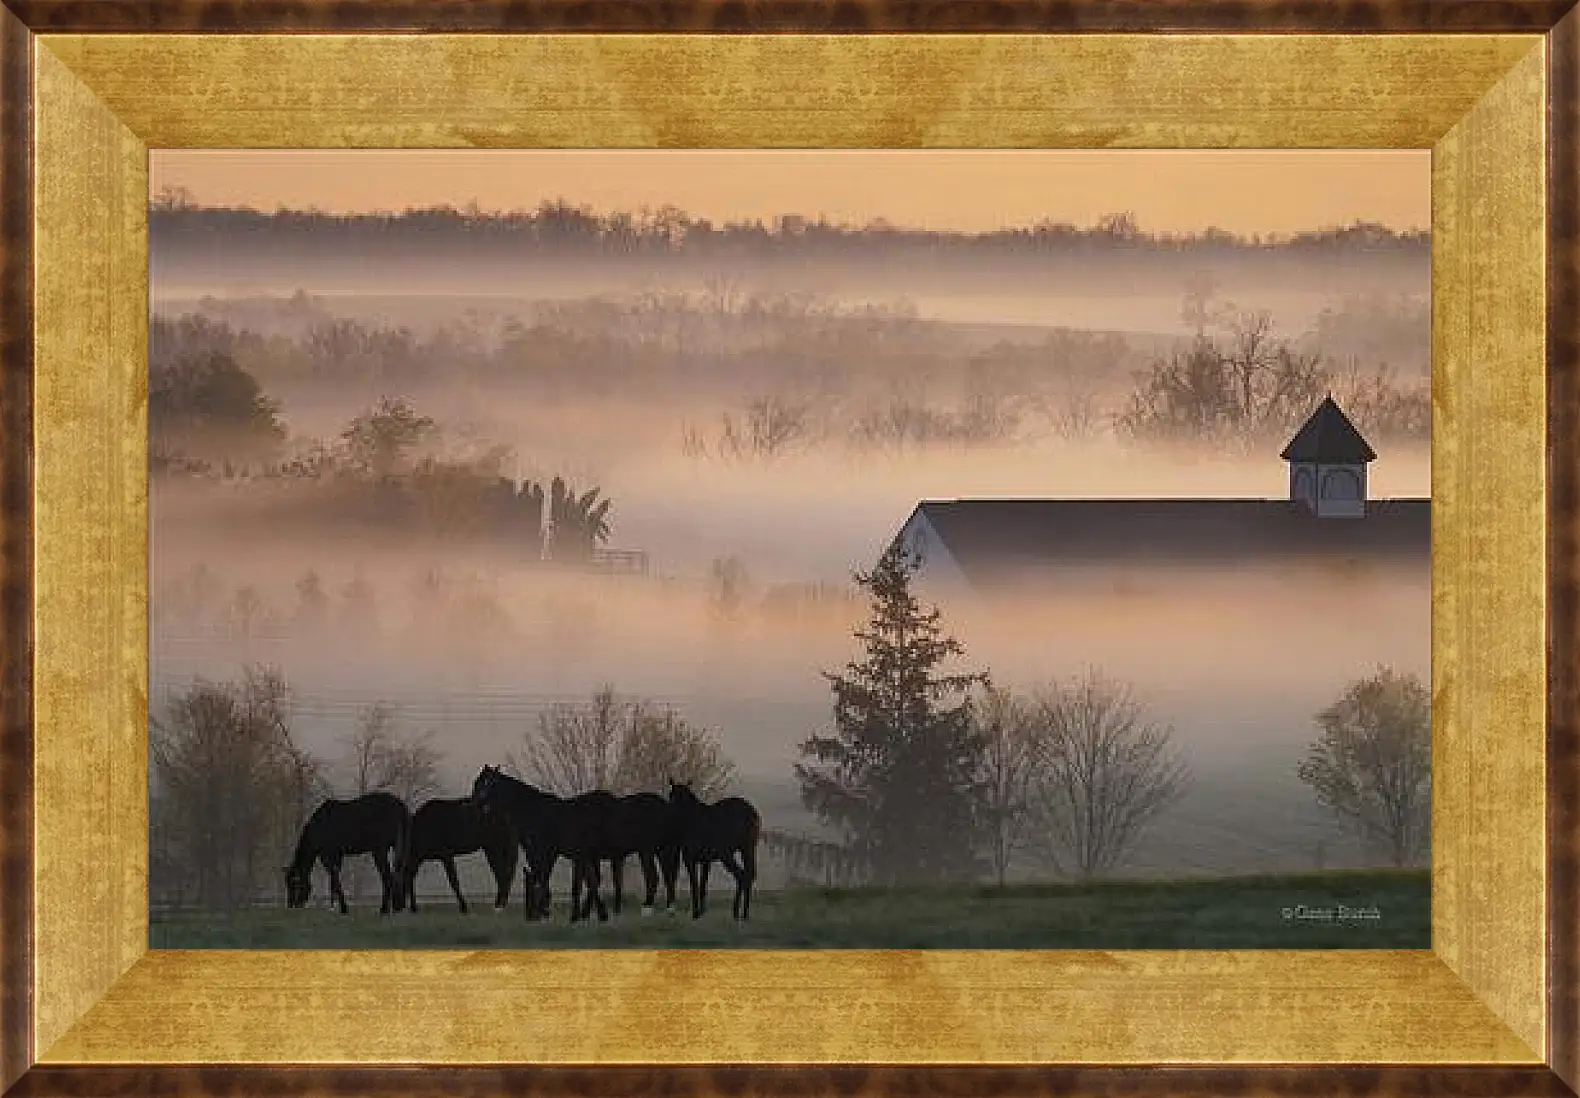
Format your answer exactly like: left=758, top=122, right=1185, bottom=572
left=148, top=153, right=1432, bottom=948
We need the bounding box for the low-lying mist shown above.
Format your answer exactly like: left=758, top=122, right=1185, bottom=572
left=152, top=525, right=1428, bottom=881
left=153, top=542, right=1428, bottom=766
left=148, top=269, right=1434, bottom=881
left=154, top=431, right=1432, bottom=585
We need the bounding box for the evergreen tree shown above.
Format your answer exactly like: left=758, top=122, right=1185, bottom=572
left=796, top=542, right=990, bottom=885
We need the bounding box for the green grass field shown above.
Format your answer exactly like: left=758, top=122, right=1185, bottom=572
left=150, top=867, right=1428, bottom=949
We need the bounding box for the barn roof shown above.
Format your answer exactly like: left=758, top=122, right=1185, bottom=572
left=902, top=497, right=1430, bottom=587
left=1280, top=396, right=1377, bottom=463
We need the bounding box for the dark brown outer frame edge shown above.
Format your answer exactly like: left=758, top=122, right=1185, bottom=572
left=2, top=1065, right=1577, bottom=1098
left=1, top=2, right=1577, bottom=1097
left=1551, top=3, right=1580, bottom=1094
left=0, top=0, right=1576, bottom=33
left=0, top=3, right=32, bottom=1096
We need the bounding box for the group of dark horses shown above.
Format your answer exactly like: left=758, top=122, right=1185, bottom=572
left=282, top=769, right=762, bottom=923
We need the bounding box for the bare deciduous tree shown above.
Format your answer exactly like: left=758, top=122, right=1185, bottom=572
left=1039, top=378, right=1104, bottom=441
left=342, top=702, right=444, bottom=804
left=1118, top=307, right=1328, bottom=451
left=345, top=702, right=400, bottom=797
left=341, top=702, right=400, bottom=903
left=511, top=685, right=735, bottom=797
left=975, top=685, right=1044, bottom=888
left=1329, top=359, right=1431, bottom=442
left=382, top=730, right=444, bottom=808
left=1024, top=670, right=1190, bottom=880
left=716, top=395, right=812, bottom=461
left=613, top=705, right=735, bottom=798
left=512, top=686, right=627, bottom=795
left=1297, top=667, right=1431, bottom=868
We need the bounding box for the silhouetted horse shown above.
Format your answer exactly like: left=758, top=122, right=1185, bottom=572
left=284, top=791, right=411, bottom=915
left=607, top=792, right=682, bottom=916
left=669, top=781, right=760, bottom=920
left=403, top=797, right=518, bottom=914
left=470, top=766, right=618, bottom=923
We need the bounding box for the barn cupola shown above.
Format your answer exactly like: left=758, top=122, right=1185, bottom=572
left=1280, top=395, right=1376, bottom=518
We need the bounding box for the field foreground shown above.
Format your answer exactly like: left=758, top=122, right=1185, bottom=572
left=151, top=868, right=1428, bottom=949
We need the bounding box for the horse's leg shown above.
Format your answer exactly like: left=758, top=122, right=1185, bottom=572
left=524, top=848, right=542, bottom=919
left=741, top=843, right=757, bottom=921
left=685, top=855, right=702, bottom=919
left=487, top=844, right=515, bottom=911
left=698, top=859, right=713, bottom=917
left=585, top=858, right=608, bottom=923
left=661, top=847, right=681, bottom=914
left=720, top=851, right=751, bottom=920
left=442, top=856, right=468, bottom=914
left=327, top=856, right=349, bottom=915
left=372, top=849, right=396, bottom=915
left=718, top=852, right=743, bottom=919
left=405, top=857, right=421, bottom=914
left=537, top=852, right=558, bottom=921
left=571, top=860, right=586, bottom=922
left=390, top=848, right=407, bottom=912
left=493, top=864, right=510, bottom=912
left=639, top=851, right=659, bottom=916
left=610, top=855, right=624, bottom=916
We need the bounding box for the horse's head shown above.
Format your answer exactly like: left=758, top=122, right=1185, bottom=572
left=471, top=765, right=505, bottom=815
left=472, top=764, right=498, bottom=797
left=283, top=864, right=311, bottom=908
left=668, top=779, right=699, bottom=807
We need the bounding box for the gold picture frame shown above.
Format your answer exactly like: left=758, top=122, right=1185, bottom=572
left=1, top=3, right=1577, bottom=1094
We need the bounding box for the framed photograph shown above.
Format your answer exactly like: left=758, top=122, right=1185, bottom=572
left=2, top=2, right=1576, bottom=1095
left=145, top=144, right=1438, bottom=950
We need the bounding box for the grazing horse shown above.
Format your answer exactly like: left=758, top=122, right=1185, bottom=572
left=403, top=797, right=518, bottom=914
left=669, top=781, right=761, bottom=920
left=607, top=792, right=682, bottom=916
left=284, top=791, right=411, bottom=915
left=470, top=766, right=619, bottom=923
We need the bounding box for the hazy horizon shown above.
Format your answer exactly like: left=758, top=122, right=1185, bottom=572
left=151, top=149, right=1430, bottom=235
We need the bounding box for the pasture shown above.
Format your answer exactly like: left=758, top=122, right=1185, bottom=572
left=150, top=867, right=1428, bottom=949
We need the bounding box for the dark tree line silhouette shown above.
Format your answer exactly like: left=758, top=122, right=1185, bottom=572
left=1118, top=307, right=1429, bottom=449
left=151, top=193, right=1429, bottom=260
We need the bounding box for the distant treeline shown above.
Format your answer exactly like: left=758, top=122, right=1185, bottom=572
left=150, top=286, right=1430, bottom=493
left=149, top=292, right=1163, bottom=424
left=150, top=194, right=1429, bottom=260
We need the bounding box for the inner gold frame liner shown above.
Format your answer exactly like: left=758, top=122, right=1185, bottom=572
left=31, top=33, right=1547, bottom=1065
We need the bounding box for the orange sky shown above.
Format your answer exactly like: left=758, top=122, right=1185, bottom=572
left=149, top=150, right=1429, bottom=235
